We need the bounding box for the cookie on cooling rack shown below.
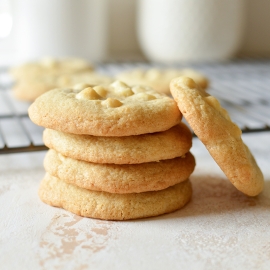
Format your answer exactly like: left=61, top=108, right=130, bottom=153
left=39, top=173, right=192, bottom=220
left=43, top=122, right=192, bottom=164
left=13, top=71, right=114, bottom=102
left=44, top=149, right=195, bottom=193
left=116, top=68, right=209, bottom=95
left=29, top=81, right=182, bottom=136
left=170, top=76, right=264, bottom=196
left=10, top=57, right=93, bottom=80
left=11, top=57, right=95, bottom=101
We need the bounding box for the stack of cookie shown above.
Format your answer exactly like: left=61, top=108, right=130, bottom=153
left=28, top=80, right=196, bottom=220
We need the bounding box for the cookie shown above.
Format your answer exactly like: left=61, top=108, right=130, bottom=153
left=10, top=57, right=93, bottom=80
left=43, top=122, right=192, bottom=164
left=44, top=149, right=195, bottom=193
left=39, top=173, right=192, bottom=220
left=13, top=75, right=59, bottom=101
left=116, top=68, right=209, bottom=94
left=29, top=81, right=182, bottom=136
left=170, top=76, right=264, bottom=196
left=13, top=71, right=114, bottom=102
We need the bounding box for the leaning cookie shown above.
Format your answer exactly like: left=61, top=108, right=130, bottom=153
left=170, top=76, right=264, bottom=196
left=43, top=122, right=192, bottom=164
left=44, top=149, right=195, bottom=193
left=116, top=68, right=209, bottom=95
left=29, top=81, right=182, bottom=136
left=39, top=173, right=192, bottom=220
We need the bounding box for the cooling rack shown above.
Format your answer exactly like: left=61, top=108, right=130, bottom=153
left=0, top=60, right=269, bottom=154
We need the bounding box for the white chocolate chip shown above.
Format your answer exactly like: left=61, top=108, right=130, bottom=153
left=76, top=87, right=102, bottom=100
left=93, top=85, right=107, bottom=98
left=111, top=80, right=129, bottom=90
left=102, top=98, right=123, bottom=108
left=118, top=88, right=134, bottom=97
left=204, top=96, right=231, bottom=120
left=132, top=86, right=146, bottom=93
left=135, top=93, right=156, bottom=101
left=179, top=77, right=197, bottom=88
left=204, top=96, right=242, bottom=140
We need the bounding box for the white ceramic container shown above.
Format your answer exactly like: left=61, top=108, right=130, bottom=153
left=137, top=0, right=246, bottom=63
left=10, top=0, right=108, bottom=62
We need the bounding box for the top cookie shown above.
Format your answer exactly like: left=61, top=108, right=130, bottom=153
left=170, top=76, right=264, bottom=196
left=10, top=57, right=93, bottom=80
left=28, top=80, right=182, bottom=136
left=116, top=68, right=209, bottom=95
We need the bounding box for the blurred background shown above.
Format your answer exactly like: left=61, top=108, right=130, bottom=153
left=0, top=0, right=270, bottom=154
left=0, top=0, right=270, bottom=65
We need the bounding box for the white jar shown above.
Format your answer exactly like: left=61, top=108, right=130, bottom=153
left=10, top=0, right=108, bottom=63
left=137, top=0, right=246, bottom=63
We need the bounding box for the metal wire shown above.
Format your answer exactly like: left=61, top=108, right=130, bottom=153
left=0, top=60, right=269, bottom=154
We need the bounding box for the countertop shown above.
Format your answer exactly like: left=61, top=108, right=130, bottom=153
left=1, top=131, right=270, bottom=270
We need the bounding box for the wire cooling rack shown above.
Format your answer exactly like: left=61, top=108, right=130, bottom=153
left=0, top=60, right=269, bottom=154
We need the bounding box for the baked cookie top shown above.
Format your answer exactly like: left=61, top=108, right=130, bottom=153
left=29, top=80, right=182, bottom=136
left=170, top=76, right=264, bottom=196
left=44, top=149, right=195, bottom=193
left=10, top=57, right=93, bottom=80
left=116, top=68, right=209, bottom=94
left=43, top=122, right=192, bottom=164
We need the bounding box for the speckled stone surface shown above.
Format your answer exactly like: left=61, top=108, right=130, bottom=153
left=0, top=132, right=270, bottom=270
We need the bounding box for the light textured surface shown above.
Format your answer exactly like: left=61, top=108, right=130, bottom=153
left=1, top=132, right=270, bottom=269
